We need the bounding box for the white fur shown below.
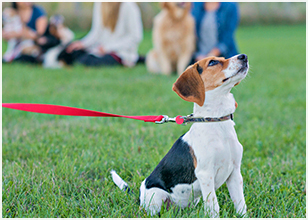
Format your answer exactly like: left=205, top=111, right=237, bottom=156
left=140, top=180, right=170, bottom=216
left=140, top=55, right=248, bottom=217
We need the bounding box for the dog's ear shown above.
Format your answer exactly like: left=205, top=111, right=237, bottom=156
left=172, top=63, right=205, bottom=106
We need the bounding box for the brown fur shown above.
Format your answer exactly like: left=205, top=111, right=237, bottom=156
left=173, top=56, right=231, bottom=106
left=49, top=25, right=59, bottom=39
left=146, top=2, right=195, bottom=75
left=172, top=63, right=205, bottom=106
left=189, top=146, right=197, bottom=168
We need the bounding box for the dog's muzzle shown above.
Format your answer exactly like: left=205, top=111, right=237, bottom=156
left=223, top=54, right=249, bottom=82
left=237, top=54, right=248, bottom=74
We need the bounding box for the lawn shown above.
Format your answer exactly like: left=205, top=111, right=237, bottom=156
left=2, top=24, right=306, bottom=218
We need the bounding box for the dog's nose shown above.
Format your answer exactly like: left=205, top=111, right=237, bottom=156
left=237, top=54, right=247, bottom=62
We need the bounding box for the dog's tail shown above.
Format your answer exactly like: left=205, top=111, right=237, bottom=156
left=110, top=170, right=131, bottom=194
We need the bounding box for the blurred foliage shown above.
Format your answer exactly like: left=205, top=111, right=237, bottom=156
left=240, top=2, right=306, bottom=25
left=2, top=2, right=306, bottom=31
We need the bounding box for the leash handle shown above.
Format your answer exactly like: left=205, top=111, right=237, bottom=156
left=2, top=103, right=167, bottom=123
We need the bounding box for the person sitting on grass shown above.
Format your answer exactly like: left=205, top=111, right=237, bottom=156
left=2, top=2, right=48, bottom=63
left=58, top=2, right=143, bottom=67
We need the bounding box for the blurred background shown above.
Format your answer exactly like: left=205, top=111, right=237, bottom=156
left=2, top=2, right=306, bottom=31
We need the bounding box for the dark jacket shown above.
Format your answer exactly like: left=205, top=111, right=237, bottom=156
left=191, top=2, right=240, bottom=58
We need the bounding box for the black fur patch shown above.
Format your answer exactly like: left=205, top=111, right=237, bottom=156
left=196, top=64, right=203, bottom=74
left=145, top=134, right=197, bottom=192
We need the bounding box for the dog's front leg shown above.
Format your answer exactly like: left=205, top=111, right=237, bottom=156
left=158, top=53, right=172, bottom=75
left=195, top=171, right=220, bottom=217
left=226, top=168, right=247, bottom=216
left=176, top=53, right=193, bottom=76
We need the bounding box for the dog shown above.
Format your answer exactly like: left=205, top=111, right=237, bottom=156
left=112, top=54, right=249, bottom=217
left=146, top=2, right=195, bottom=76
left=41, top=14, right=74, bottom=68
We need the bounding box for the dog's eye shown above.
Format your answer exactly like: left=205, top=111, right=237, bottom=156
left=208, top=60, right=220, bottom=67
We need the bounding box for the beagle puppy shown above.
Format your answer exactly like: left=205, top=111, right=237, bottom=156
left=111, top=54, right=248, bottom=216
left=139, top=54, right=249, bottom=217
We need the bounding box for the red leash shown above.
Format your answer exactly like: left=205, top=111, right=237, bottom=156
left=2, top=103, right=185, bottom=124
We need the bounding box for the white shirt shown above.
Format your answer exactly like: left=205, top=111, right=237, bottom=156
left=81, top=2, right=143, bottom=67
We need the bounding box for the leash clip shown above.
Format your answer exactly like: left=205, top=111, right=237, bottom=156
left=155, top=115, right=170, bottom=124
left=155, top=115, right=189, bottom=125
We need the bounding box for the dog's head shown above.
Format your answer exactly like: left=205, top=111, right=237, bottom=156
left=173, top=54, right=249, bottom=106
left=49, top=14, right=65, bottom=39
left=160, top=2, right=191, bottom=20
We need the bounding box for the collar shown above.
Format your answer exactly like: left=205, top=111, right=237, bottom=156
left=156, top=113, right=234, bottom=125
left=184, top=113, right=234, bottom=124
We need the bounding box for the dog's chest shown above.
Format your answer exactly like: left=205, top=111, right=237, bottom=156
left=161, top=21, right=186, bottom=39
left=183, top=121, right=241, bottom=187
left=157, top=15, right=192, bottom=56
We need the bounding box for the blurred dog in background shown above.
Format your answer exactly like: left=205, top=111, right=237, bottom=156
left=146, top=2, right=195, bottom=75
left=41, top=14, right=74, bottom=68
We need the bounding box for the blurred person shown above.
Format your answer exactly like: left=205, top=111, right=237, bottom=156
left=2, top=2, right=48, bottom=63
left=2, top=7, right=23, bottom=62
left=191, top=2, right=239, bottom=61
left=58, top=2, right=143, bottom=67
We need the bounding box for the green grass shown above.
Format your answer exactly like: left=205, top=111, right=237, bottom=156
left=2, top=25, right=306, bottom=218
